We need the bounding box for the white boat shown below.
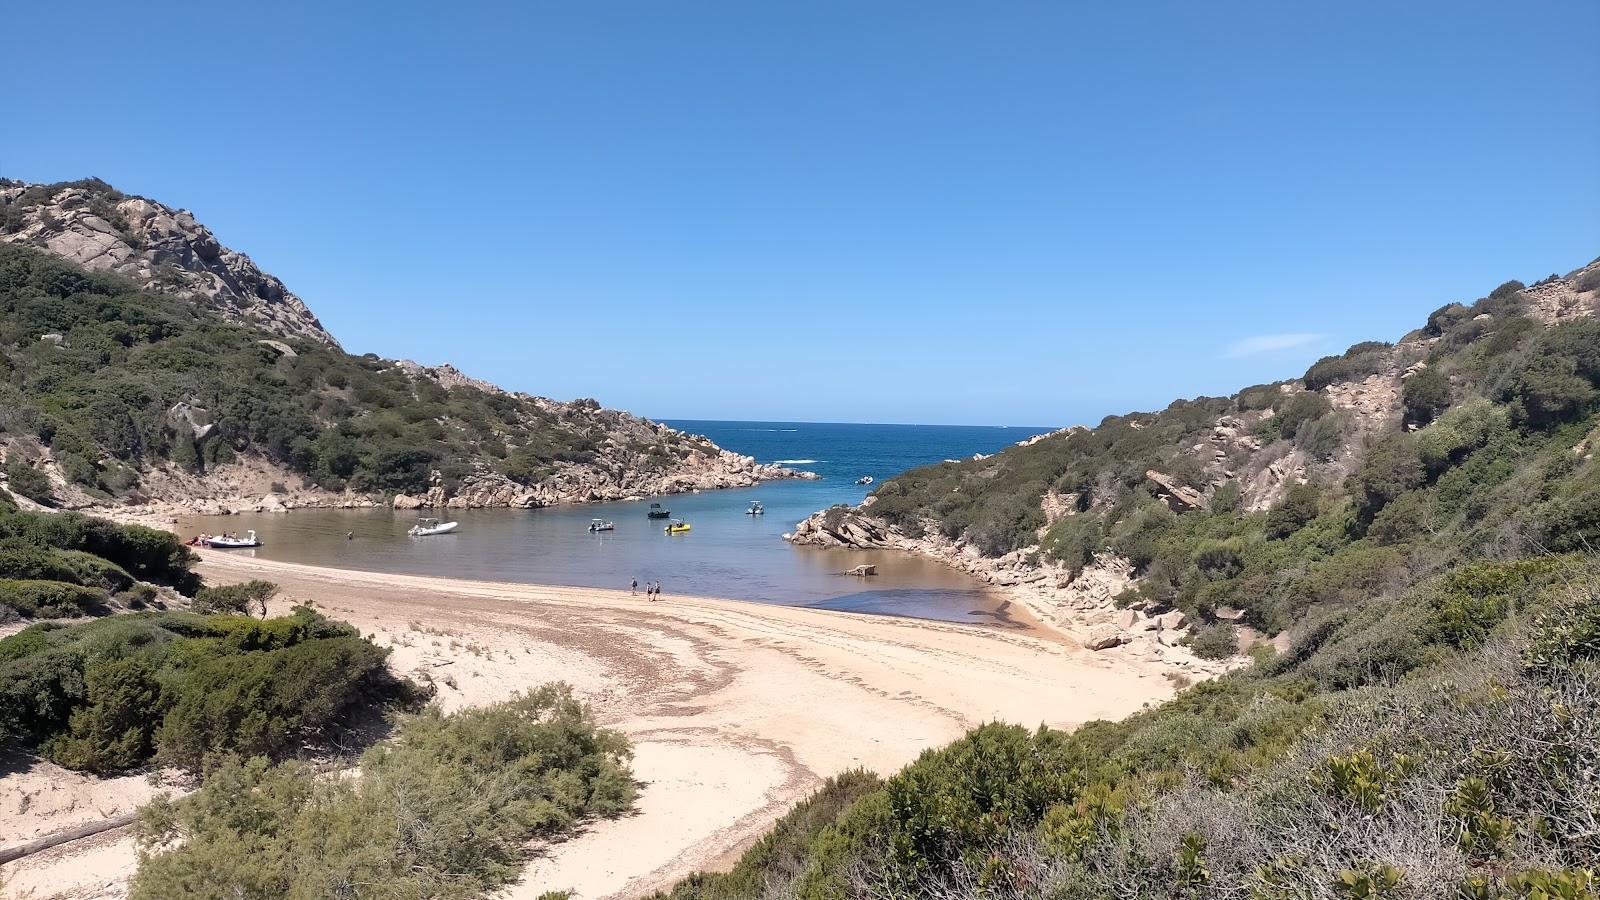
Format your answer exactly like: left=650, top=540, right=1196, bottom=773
left=746, top=501, right=764, bottom=515
left=589, top=518, right=615, bottom=532
left=855, top=476, right=874, bottom=486
left=408, top=518, right=459, bottom=537
left=203, top=530, right=262, bottom=549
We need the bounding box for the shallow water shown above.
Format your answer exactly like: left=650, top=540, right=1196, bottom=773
left=182, top=421, right=1054, bottom=625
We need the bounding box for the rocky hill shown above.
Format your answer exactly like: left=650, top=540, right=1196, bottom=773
left=791, top=256, right=1600, bottom=656
left=0, top=179, right=805, bottom=517
left=1, top=178, right=337, bottom=347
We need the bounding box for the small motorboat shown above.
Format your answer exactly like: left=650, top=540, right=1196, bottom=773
left=745, top=501, right=764, bottom=515
left=647, top=502, right=672, bottom=519
left=408, top=517, right=459, bottom=537
left=203, top=530, right=262, bottom=549
left=855, top=475, right=874, bottom=486
left=664, top=519, right=692, bottom=534
left=589, top=518, right=615, bottom=533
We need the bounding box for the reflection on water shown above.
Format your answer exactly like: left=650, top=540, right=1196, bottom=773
left=179, top=482, right=1009, bottom=626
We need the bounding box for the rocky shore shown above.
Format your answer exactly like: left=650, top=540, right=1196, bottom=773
left=787, top=507, right=1242, bottom=678
left=23, top=441, right=813, bottom=530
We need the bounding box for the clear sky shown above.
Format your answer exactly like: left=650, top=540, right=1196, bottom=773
left=5, top=1, right=1597, bottom=426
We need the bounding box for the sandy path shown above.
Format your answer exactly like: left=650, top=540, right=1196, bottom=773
left=2, top=553, right=1177, bottom=899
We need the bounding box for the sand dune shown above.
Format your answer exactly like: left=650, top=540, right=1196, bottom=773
left=1, top=553, right=1178, bottom=899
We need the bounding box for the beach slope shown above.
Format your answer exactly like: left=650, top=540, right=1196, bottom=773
left=2, top=554, right=1179, bottom=899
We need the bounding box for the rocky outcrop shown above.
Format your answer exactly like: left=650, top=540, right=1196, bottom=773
left=1145, top=470, right=1207, bottom=512
left=1, top=179, right=337, bottom=346
left=392, top=450, right=810, bottom=510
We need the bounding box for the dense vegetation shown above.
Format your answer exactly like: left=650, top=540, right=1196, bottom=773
left=131, top=685, right=635, bottom=899
left=0, top=606, right=403, bottom=773
left=0, top=489, right=197, bottom=621
left=865, top=270, right=1600, bottom=640
left=657, top=269, right=1600, bottom=897
left=0, top=237, right=712, bottom=501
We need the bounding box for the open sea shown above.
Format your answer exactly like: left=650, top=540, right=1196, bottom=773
left=180, top=421, right=1054, bottom=624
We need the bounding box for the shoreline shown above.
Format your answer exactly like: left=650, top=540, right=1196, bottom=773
left=1, top=553, right=1183, bottom=899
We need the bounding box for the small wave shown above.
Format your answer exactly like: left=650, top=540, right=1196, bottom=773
left=746, top=428, right=800, bottom=432
left=773, top=459, right=821, bottom=465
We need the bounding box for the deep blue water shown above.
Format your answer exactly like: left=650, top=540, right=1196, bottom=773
left=664, top=419, right=1054, bottom=507
left=185, top=421, right=1055, bottom=624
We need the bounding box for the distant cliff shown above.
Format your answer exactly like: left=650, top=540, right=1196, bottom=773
left=0, top=178, right=807, bottom=515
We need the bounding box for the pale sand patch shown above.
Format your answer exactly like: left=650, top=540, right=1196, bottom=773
left=2, top=552, right=1179, bottom=899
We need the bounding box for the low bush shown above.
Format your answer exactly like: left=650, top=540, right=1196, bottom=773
left=1184, top=623, right=1238, bottom=660
left=191, top=579, right=276, bottom=616
left=0, top=608, right=402, bottom=772
left=3, top=459, right=54, bottom=505
left=0, top=545, right=133, bottom=591
left=1304, top=341, right=1392, bottom=391
left=0, top=578, right=105, bottom=618
left=131, top=685, right=635, bottom=899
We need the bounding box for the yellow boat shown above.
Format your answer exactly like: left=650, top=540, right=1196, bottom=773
left=664, top=519, right=691, bottom=534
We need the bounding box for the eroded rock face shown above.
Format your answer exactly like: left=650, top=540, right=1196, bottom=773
left=1, top=181, right=337, bottom=346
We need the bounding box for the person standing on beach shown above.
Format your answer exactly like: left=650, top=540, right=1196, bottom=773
left=630, top=578, right=638, bottom=595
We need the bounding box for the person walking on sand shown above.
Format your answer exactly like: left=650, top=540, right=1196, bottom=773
left=630, top=577, right=638, bottom=596
left=654, top=580, right=663, bottom=599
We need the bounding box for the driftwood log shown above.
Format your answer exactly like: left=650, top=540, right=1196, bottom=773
left=0, top=810, right=139, bottom=865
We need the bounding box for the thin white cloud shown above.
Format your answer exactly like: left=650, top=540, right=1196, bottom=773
left=1223, top=332, right=1325, bottom=359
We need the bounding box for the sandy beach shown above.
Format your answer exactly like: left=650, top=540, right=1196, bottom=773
left=1, top=553, right=1181, bottom=899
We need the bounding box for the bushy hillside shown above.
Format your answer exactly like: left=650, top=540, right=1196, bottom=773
left=656, top=556, right=1600, bottom=899
left=0, top=240, right=790, bottom=510
left=668, top=259, right=1600, bottom=898
left=796, top=259, right=1600, bottom=650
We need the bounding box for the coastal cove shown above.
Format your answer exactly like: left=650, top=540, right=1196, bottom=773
left=178, top=421, right=1056, bottom=626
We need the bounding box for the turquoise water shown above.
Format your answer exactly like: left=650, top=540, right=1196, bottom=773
left=182, top=421, right=1054, bottom=624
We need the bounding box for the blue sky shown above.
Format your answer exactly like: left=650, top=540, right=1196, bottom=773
left=6, top=1, right=1597, bottom=426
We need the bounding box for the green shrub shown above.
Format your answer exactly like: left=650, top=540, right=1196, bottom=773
left=3, top=459, right=54, bottom=505
left=1401, top=366, right=1452, bottom=424
left=0, top=578, right=105, bottom=618
left=1347, top=434, right=1424, bottom=525
left=1266, top=484, right=1320, bottom=539
left=1041, top=514, right=1102, bottom=576
left=1304, top=342, right=1391, bottom=391
left=1184, top=624, right=1238, bottom=660
left=192, top=579, right=277, bottom=616
left=0, top=545, right=133, bottom=591
left=131, top=686, right=635, bottom=899
left=1270, top=392, right=1333, bottom=440
left=0, top=608, right=401, bottom=772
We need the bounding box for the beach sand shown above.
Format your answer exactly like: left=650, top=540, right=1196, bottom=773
left=1, top=552, right=1179, bottom=899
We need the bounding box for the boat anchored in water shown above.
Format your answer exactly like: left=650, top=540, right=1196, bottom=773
left=664, top=519, right=692, bottom=534
left=589, top=518, right=615, bottom=532
left=408, top=517, right=459, bottom=537
left=746, top=501, right=764, bottom=515
left=203, top=530, right=262, bottom=549
left=855, top=475, right=874, bottom=485
left=646, top=502, right=671, bottom=519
